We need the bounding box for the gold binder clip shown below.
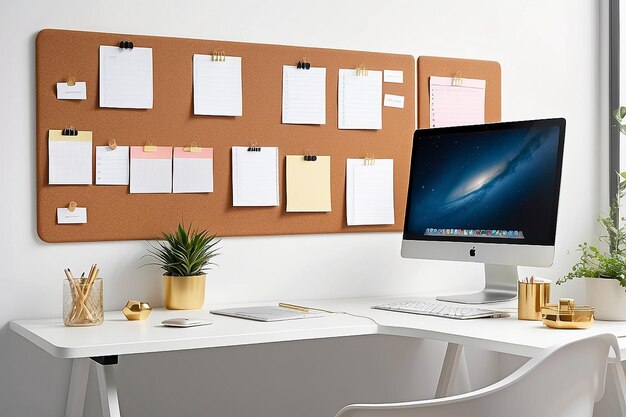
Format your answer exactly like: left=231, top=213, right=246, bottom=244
left=108, top=139, right=117, bottom=150
left=247, top=140, right=260, bottom=152
left=212, top=49, right=226, bottom=62
left=68, top=201, right=78, bottom=213
left=184, top=141, right=201, bottom=153
left=364, top=153, right=375, bottom=166
left=304, top=150, right=317, bottom=162
left=356, top=64, right=368, bottom=76
left=297, top=57, right=311, bottom=70
left=452, top=71, right=463, bottom=87
left=144, top=141, right=157, bottom=153
left=67, top=76, right=76, bottom=87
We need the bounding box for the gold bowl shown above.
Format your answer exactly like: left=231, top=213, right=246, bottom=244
left=122, top=300, right=152, bottom=320
left=541, top=298, right=594, bottom=329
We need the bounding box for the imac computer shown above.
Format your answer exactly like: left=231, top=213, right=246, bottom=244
left=401, top=118, right=566, bottom=304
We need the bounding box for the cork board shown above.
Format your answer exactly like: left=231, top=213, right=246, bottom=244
left=417, top=56, right=501, bottom=128
left=36, top=29, right=415, bottom=242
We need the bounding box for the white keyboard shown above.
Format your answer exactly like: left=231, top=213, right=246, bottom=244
left=373, top=301, right=510, bottom=320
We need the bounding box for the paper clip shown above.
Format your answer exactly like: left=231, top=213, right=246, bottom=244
left=143, top=141, right=157, bottom=153
left=119, top=40, right=134, bottom=49
left=304, top=150, right=317, bottom=162
left=184, top=141, right=202, bottom=153
left=356, top=64, right=368, bottom=76
left=297, top=57, right=311, bottom=70
left=247, top=140, right=261, bottom=152
left=62, top=126, right=78, bottom=136
left=108, top=139, right=117, bottom=150
left=66, top=75, right=76, bottom=87
left=68, top=201, right=78, bottom=213
left=452, top=71, right=463, bottom=87
left=364, top=153, right=375, bottom=166
left=212, top=49, right=226, bottom=62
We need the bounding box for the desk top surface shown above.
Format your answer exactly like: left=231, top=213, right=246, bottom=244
left=11, top=296, right=626, bottom=359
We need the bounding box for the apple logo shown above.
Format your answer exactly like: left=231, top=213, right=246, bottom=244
left=469, top=246, right=476, bottom=257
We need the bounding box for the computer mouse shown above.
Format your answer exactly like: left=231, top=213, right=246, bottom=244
left=161, top=317, right=212, bottom=327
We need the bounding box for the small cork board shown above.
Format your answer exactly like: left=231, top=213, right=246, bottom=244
left=36, top=29, right=416, bottom=242
left=417, top=56, right=501, bottom=128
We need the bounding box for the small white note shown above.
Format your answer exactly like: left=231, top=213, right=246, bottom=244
left=282, top=66, right=326, bottom=125
left=384, top=94, right=404, bottom=109
left=95, top=146, right=129, bottom=185
left=57, top=207, right=87, bottom=224
left=338, top=69, right=382, bottom=130
left=383, top=70, right=403, bottom=83
left=48, top=130, right=93, bottom=185
left=193, top=55, right=243, bottom=116
left=56, top=82, right=87, bottom=100
left=232, top=147, right=279, bottom=206
left=173, top=147, right=214, bottom=193
left=99, top=45, right=153, bottom=109
left=429, top=76, right=486, bottom=128
left=130, top=146, right=173, bottom=193
left=346, top=159, right=394, bottom=226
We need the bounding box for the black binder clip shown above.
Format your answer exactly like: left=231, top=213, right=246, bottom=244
left=119, top=41, right=134, bottom=49
left=247, top=140, right=261, bottom=152
left=297, top=58, right=311, bottom=70
left=62, top=127, right=78, bottom=136
left=304, top=153, right=317, bottom=161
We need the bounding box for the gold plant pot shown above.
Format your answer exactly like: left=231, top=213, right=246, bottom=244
left=163, top=275, right=206, bottom=310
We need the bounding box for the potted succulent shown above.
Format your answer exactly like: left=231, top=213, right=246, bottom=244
left=558, top=108, right=626, bottom=320
left=144, top=224, right=221, bottom=310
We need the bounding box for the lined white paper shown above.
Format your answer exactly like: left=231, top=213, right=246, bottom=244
left=282, top=66, right=326, bottom=124
left=383, top=70, right=403, bottom=83
left=56, top=82, right=87, bottom=100
left=346, top=159, right=394, bottom=226
left=48, top=130, right=92, bottom=185
left=193, top=55, right=242, bottom=116
left=232, top=147, right=279, bottom=206
left=99, top=45, right=153, bottom=109
left=429, top=76, right=486, bottom=128
left=384, top=94, right=404, bottom=108
left=172, top=147, right=214, bottom=193
left=57, top=207, right=87, bottom=224
left=338, top=69, right=382, bottom=130
left=129, top=147, right=172, bottom=193
left=95, top=146, right=129, bottom=185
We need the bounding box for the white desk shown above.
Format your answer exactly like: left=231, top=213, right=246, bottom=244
left=11, top=296, right=626, bottom=417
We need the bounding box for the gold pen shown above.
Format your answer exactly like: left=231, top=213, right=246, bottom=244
left=279, top=303, right=310, bottom=313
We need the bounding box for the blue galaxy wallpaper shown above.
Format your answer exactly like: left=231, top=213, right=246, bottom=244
left=405, top=124, right=563, bottom=245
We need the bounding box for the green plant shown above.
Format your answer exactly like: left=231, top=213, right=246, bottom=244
left=558, top=108, right=626, bottom=287
left=144, top=224, right=221, bottom=277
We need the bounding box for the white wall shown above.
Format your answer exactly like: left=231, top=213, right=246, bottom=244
left=0, top=1, right=607, bottom=416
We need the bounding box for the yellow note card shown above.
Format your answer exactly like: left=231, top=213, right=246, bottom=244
left=286, top=155, right=331, bottom=212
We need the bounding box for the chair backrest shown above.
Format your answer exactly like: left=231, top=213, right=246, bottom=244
left=336, top=334, right=619, bottom=417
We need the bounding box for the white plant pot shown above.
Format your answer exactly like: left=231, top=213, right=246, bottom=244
left=585, top=277, right=626, bottom=321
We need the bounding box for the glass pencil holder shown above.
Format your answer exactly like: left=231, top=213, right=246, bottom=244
left=518, top=279, right=551, bottom=321
left=63, top=278, right=104, bottom=327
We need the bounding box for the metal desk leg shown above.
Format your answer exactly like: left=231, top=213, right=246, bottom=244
left=93, top=356, right=121, bottom=417
left=609, top=360, right=626, bottom=417
left=435, top=343, right=471, bottom=398
left=65, top=358, right=90, bottom=417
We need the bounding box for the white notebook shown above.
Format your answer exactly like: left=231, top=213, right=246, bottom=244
left=210, top=306, right=324, bottom=322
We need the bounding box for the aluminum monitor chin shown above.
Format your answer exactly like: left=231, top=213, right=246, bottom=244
left=401, top=118, right=566, bottom=304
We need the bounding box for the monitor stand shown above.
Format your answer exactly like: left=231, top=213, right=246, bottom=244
left=436, top=264, right=518, bottom=304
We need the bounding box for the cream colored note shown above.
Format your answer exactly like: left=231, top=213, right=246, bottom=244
left=286, top=155, right=331, bottom=212
left=193, top=55, right=242, bottom=116
left=282, top=66, right=326, bottom=124
left=99, top=45, right=153, bottom=109
left=232, top=147, right=279, bottom=206
left=429, top=76, right=485, bottom=128
left=48, top=130, right=93, bottom=185
left=338, top=69, right=382, bottom=130
left=346, top=159, right=394, bottom=225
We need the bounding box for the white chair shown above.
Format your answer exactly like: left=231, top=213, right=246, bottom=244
left=336, top=334, right=619, bottom=417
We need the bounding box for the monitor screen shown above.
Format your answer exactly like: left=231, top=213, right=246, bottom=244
left=403, top=119, right=565, bottom=246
